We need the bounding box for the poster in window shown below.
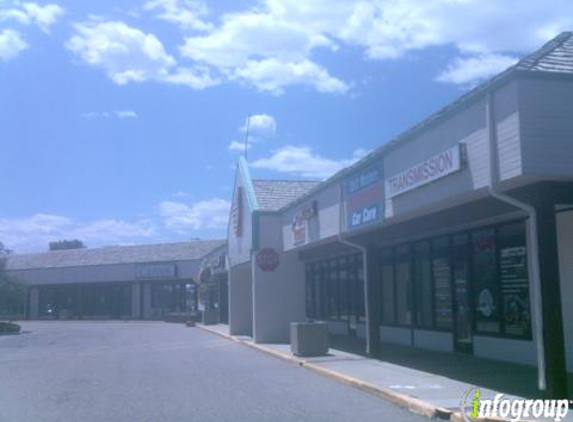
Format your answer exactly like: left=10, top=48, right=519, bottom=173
left=432, top=256, right=453, bottom=329
left=472, top=229, right=500, bottom=333
left=499, top=246, right=531, bottom=337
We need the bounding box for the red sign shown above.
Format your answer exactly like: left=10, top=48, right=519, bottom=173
left=198, top=268, right=211, bottom=284
left=256, top=248, right=280, bottom=272
left=291, top=201, right=317, bottom=246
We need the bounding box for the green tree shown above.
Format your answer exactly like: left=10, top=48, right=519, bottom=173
left=0, top=242, right=28, bottom=317
left=49, top=239, right=85, bottom=251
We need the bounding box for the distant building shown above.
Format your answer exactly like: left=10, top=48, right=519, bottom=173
left=6, top=240, right=225, bottom=320
left=197, top=243, right=229, bottom=324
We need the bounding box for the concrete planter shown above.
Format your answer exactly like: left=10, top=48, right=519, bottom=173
left=202, top=309, right=219, bottom=325
left=290, top=321, right=328, bottom=357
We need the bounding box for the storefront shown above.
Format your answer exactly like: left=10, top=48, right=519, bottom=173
left=197, top=244, right=229, bottom=324
left=305, top=253, right=365, bottom=339
left=6, top=240, right=224, bottom=320
left=37, top=282, right=133, bottom=319
left=226, top=32, right=573, bottom=398
left=375, top=219, right=531, bottom=355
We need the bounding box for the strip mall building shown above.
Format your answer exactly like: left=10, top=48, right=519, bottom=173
left=226, top=33, right=573, bottom=397
left=6, top=240, right=224, bottom=320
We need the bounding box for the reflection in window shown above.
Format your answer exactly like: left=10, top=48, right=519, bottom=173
left=395, top=245, right=411, bottom=326
left=414, top=242, right=433, bottom=328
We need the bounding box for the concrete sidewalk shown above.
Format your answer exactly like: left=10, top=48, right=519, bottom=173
left=197, top=323, right=573, bottom=422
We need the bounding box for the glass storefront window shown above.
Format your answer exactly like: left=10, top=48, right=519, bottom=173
left=338, top=257, right=349, bottom=321
left=472, top=229, right=501, bottom=334
left=321, top=261, right=331, bottom=320
left=432, top=237, right=453, bottom=330
left=305, top=266, right=315, bottom=319
left=305, top=220, right=531, bottom=341
left=379, top=248, right=395, bottom=325
left=452, top=233, right=472, bottom=351
left=329, top=259, right=339, bottom=320
left=304, top=253, right=363, bottom=327
left=313, top=265, right=322, bottom=319
left=38, top=283, right=131, bottom=318
left=375, top=220, right=530, bottom=341
left=356, top=254, right=366, bottom=322
left=414, top=241, right=433, bottom=328
left=395, top=245, right=411, bottom=326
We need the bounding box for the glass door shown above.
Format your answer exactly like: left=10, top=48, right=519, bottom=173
left=452, top=234, right=473, bottom=354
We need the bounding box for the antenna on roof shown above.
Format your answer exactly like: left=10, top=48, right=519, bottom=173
left=244, top=114, right=251, bottom=160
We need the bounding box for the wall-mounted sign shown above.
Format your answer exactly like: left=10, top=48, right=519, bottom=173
left=208, top=253, right=226, bottom=270
left=256, top=248, right=280, bottom=272
left=231, top=187, right=243, bottom=237
left=344, top=164, right=384, bottom=231
left=291, top=201, right=317, bottom=246
left=135, top=263, right=177, bottom=279
left=198, top=267, right=211, bottom=284
left=385, top=144, right=463, bottom=199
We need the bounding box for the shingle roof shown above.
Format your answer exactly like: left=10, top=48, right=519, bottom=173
left=277, top=31, right=573, bottom=212
left=516, top=31, right=573, bottom=73
left=252, top=180, right=321, bottom=211
left=5, top=240, right=226, bottom=270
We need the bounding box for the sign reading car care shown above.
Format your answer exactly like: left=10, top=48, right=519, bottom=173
left=135, top=263, right=177, bottom=279
left=344, top=164, right=383, bottom=231
left=256, top=248, right=280, bottom=272
left=385, top=145, right=462, bottom=198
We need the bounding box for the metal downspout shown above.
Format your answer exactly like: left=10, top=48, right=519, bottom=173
left=337, top=184, right=373, bottom=354
left=485, top=90, right=546, bottom=390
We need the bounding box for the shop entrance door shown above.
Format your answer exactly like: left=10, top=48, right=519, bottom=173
left=452, top=234, right=473, bottom=354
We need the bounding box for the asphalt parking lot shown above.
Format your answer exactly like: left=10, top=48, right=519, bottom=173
left=0, top=321, right=428, bottom=422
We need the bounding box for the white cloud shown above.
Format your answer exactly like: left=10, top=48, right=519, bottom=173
left=159, top=198, right=230, bottom=234
left=235, top=58, right=348, bottom=94
left=115, top=110, right=138, bottom=119
left=67, top=20, right=176, bottom=85
left=81, top=110, right=139, bottom=119
left=230, top=113, right=277, bottom=152
left=143, top=0, right=212, bottom=32
left=229, top=140, right=250, bottom=152
left=21, top=2, right=65, bottom=32
left=0, top=213, right=156, bottom=253
left=160, top=66, right=220, bottom=89
left=0, top=2, right=64, bottom=33
left=174, top=0, right=573, bottom=90
left=260, top=0, right=572, bottom=60
left=0, top=29, right=27, bottom=61
left=437, top=53, right=519, bottom=86
left=66, top=19, right=219, bottom=89
left=178, top=7, right=347, bottom=94
left=251, top=145, right=368, bottom=179
left=243, top=113, right=277, bottom=136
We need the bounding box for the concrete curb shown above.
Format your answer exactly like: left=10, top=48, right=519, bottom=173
left=196, top=324, right=452, bottom=420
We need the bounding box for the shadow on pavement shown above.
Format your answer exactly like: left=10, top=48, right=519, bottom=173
left=328, top=335, right=572, bottom=400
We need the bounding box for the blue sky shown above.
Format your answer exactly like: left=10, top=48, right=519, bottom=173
left=0, top=0, right=570, bottom=252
